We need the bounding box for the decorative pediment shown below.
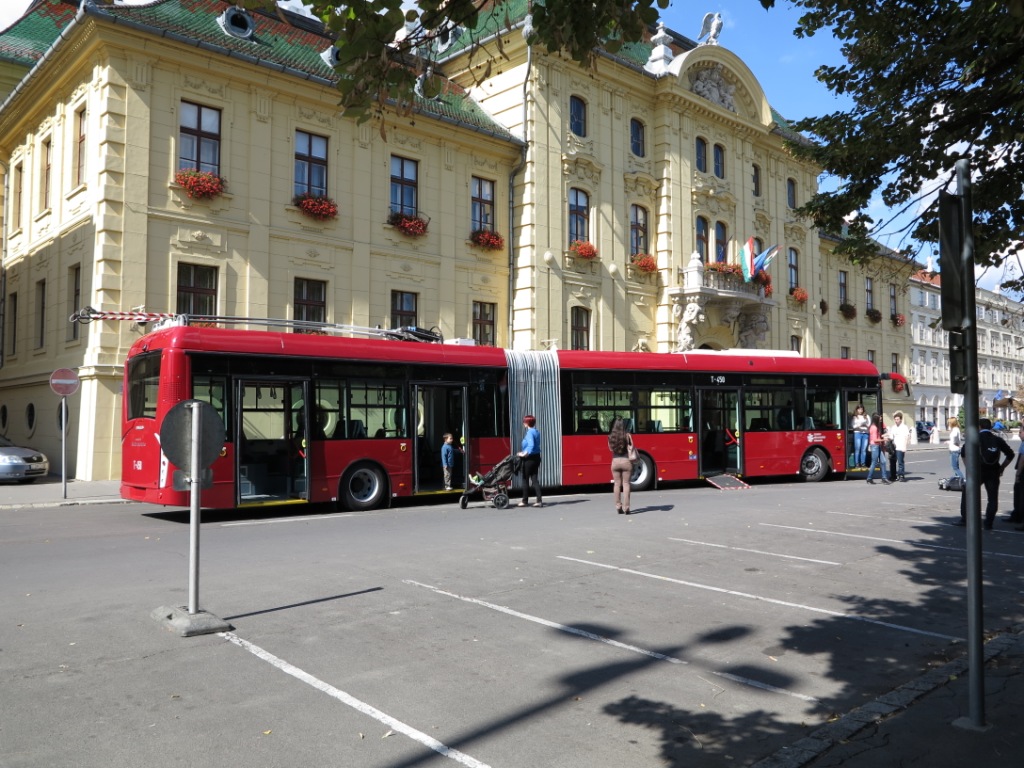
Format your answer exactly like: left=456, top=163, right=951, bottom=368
left=624, top=172, right=658, bottom=202
left=689, top=63, right=736, bottom=113
left=563, top=154, right=603, bottom=184
left=755, top=211, right=772, bottom=237
left=691, top=176, right=736, bottom=216
left=784, top=222, right=807, bottom=242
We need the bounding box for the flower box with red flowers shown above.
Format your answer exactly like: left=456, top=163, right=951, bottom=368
left=704, top=261, right=743, bottom=276
left=175, top=169, right=226, bottom=200
left=790, top=286, right=809, bottom=303
left=569, top=240, right=598, bottom=260
left=388, top=211, right=429, bottom=237
left=892, top=379, right=906, bottom=393
left=753, top=270, right=774, bottom=297
left=471, top=229, right=505, bottom=251
left=631, top=254, right=658, bottom=273
left=891, top=312, right=906, bottom=327
left=293, top=193, right=339, bottom=221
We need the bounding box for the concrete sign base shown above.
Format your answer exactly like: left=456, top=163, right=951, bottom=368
left=152, top=605, right=233, bottom=637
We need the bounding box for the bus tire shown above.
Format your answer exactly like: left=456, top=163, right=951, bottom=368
left=630, top=453, right=656, bottom=491
left=800, top=448, right=829, bottom=483
left=339, top=462, right=387, bottom=511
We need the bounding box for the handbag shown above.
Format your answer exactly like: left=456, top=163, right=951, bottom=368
left=626, top=436, right=639, bottom=464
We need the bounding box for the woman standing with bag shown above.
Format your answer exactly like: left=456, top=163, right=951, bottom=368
left=516, top=415, right=543, bottom=507
left=608, top=417, right=633, bottom=514
left=947, top=416, right=964, bottom=481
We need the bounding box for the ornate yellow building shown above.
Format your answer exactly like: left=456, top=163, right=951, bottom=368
left=0, top=1, right=910, bottom=479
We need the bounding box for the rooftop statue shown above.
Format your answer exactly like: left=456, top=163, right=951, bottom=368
left=698, top=12, right=723, bottom=46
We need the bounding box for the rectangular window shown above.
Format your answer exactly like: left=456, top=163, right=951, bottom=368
left=752, top=164, right=761, bottom=197
left=787, top=248, right=799, bottom=291
left=630, top=118, right=645, bottom=157
left=294, top=278, right=327, bottom=329
left=715, top=221, right=728, bottom=263
left=67, top=264, right=81, bottom=341
left=787, top=178, right=797, bottom=208
left=389, top=155, right=418, bottom=216
left=865, top=277, right=875, bottom=310
left=891, top=352, right=899, bottom=373
left=569, top=95, right=587, bottom=137
left=696, top=216, right=709, bottom=261
left=35, top=279, right=46, bottom=349
left=471, top=176, right=495, bottom=232
left=472, top=301, right=496, bottom=346
left=6, top=292, right=16, bottom=356
left=889, top=284, right=898, bottom=317
left=11, top=163, right=22, bottom=231
left=570, top=306, right=590, bottom=351
left=866, top=349, right=876, bottom=365
left=75, top=106, right=87, bottom=187
left=176, top=263, right=217, bottom=315
left=839, top=271, right=848, bottom=304
left=391, top=290, right=417, bottom=330
left=695, top=137, right=707, bottom=173
left=41, top=138, right=52, bottom=210
left=790, top=335, right=801, bottom=353
left=630, top=205, right=648, bottom=256
left=294, top=130, right=328, bottom=197
left=840, top=346, right=849, bottom=359
left=179, top=101, right=221, bottom=174
left=713, top=144, right=725, bottom=179
left=568, top=188, right=589, bottom=244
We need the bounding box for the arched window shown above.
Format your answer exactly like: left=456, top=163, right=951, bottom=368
left=713, top=144, right=725, bottom=178
left=569, top=188, right=590, bottom=244
left=715, top=221, right=728, bottom=263
left=630, top=204, right=648, bottom=256
left=754, top=237, right=764, bottom=255
left=752, top=164, right=761, bottom=197
left=695, top=137, right=708, bottom=173
left=787, top=178, right=797, bottom=208
left=696, top=216, right=709, bottom=261
left=569, top=96, right=587, bottom=137
left=630, top=118, right=645, bottom=157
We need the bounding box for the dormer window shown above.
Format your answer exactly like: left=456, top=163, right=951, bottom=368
left=218, top=7, right=255, bottom=40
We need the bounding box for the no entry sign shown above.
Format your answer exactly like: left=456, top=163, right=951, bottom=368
left=50, top=368, right=80, bottom=397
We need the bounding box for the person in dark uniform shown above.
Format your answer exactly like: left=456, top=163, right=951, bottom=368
left=955, top=418, right=1014, bottom=530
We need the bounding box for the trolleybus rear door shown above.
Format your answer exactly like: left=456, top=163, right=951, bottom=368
left=412, top=383, right=468, bottom=494
left=698, top=388, right=741, bottom=477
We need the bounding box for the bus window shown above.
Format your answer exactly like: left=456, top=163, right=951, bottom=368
left=348, top=380, right=405, bottom=439
left=806, top=388, right=841, bottom=430
left=192, top=375, right=229, bottom=436
left=126, top=351, right=161, bottom=420
left=644, top=388, right=691, bottom=432
left=468, top=370, right=509, bottom=438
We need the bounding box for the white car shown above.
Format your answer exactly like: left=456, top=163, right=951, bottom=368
left=0, top=436, right=50, bottom=483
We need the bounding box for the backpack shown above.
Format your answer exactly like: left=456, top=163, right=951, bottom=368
left=939, top=476, right=964, bottom=492
left=980, top=432, right=1002, bottom=467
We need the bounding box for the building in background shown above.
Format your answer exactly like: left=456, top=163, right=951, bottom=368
left=0, top=0, right=916, bottom=478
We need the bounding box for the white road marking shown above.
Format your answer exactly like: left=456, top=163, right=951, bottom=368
left=403, top=580, right=684, bottom=663
left=405, top=580, right=819, bottom=702
left=557, top=556, right=961, bottom=642
left=761, top=523, right=1024, bottom=560
left=668, top=537, right=841, bottom=565
left=220, top=632, right=492, bottom=768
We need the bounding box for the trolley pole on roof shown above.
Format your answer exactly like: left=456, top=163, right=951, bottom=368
left=941, top=158, right=987, bottom=730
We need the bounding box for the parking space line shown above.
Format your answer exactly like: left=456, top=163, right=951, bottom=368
left=403, top=580, right=684, bottom=663
left=220, top=632, right=492, bottom=768
left=668, top=538, right=841, bottom=565
left=761, top=523, right=1024, bottom=560
left=557, top=556, right=961, bottom=642
left=405, top=580, right=819, bottom=702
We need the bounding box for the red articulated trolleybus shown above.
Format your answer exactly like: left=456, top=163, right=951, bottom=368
left=99, top=311, right=905, bottom=510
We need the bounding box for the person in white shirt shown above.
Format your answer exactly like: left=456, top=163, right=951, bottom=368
left=889, top=411, right=912, bottom=482
left=947, top=416, right=964, bottom=480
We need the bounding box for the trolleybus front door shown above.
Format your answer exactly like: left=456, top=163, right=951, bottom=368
left=698, top=388, right=741, bottom=477
left=412, top=383, right=468, bottom=494
left=235, top=378, right=311, bottom=506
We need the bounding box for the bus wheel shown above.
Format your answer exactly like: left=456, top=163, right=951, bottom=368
left=800, top=449, right=829, bottom=482
left=339, top=463, right=386, bottom=511
left=630, top=453, right=656, bottom=491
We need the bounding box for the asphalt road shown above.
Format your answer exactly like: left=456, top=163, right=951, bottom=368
left=3, top=449, right=1022, bottom=767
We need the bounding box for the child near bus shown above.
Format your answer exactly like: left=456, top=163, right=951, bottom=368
left=441, top=433, right=456, bottom=491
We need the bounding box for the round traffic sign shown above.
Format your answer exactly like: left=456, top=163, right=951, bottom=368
left=159, top=400, right=226, bottom=471
left=50, top=368, right=80, bottom=396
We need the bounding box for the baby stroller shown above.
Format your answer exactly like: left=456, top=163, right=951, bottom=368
left=459, top=454, right=519, bottom=509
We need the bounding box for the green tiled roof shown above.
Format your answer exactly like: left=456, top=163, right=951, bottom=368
left=0, top=0, right=519, bottom=142
left=0, top=0, right=78, bottom=67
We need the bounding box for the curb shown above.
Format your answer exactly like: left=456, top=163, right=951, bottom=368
left=751, top=624, right=1024, bottom=768
left=0, top=497, right=133, bottom=510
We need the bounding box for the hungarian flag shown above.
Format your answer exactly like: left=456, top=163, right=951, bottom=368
left=739, top=237, right=756, bottom=282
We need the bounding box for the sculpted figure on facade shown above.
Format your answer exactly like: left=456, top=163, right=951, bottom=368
left=738, top=310, right=770, bottom=349
left=691, top=64, right=735, bottom=112
left=675, top=300, right=707, bottom=351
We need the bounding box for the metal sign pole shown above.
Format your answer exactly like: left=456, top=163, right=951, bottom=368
left=187, top=401, right=202, bottom=615
left=61, top=396, right=68, bottom=500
